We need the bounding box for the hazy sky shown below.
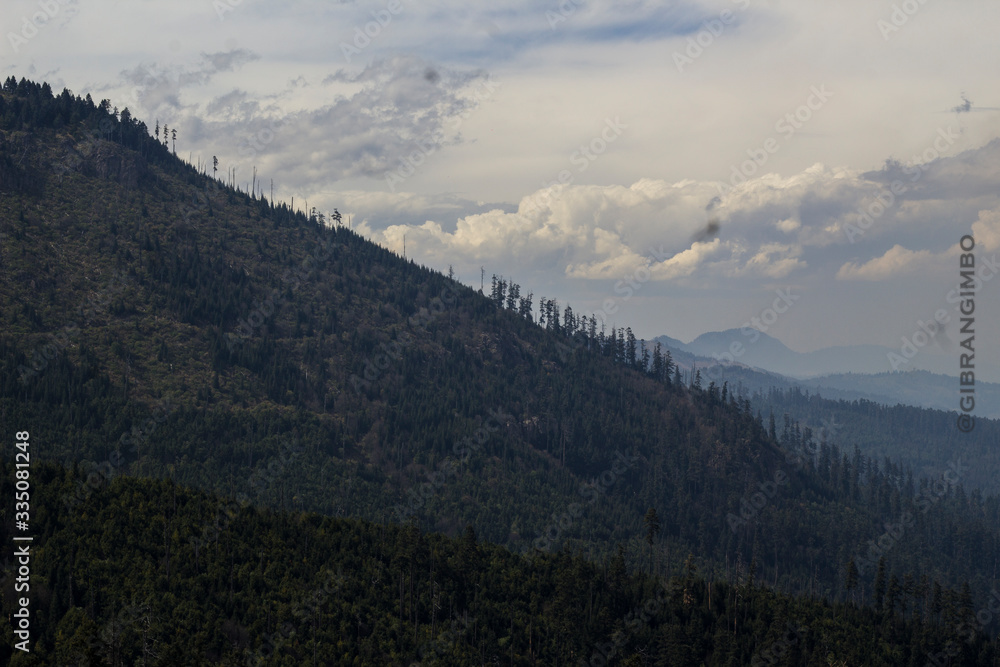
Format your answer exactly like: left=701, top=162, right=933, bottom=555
left=5, top=0, right=1000, bottom=376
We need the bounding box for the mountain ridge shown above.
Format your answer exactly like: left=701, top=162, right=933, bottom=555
left=654, top=329, right=1000, bottom=418
left=2, top=79, right=999, bottom=664
left=656, top=327, right=992, bottom=379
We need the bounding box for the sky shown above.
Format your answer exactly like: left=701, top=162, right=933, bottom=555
left=4, top=0, right=1000, bottom=379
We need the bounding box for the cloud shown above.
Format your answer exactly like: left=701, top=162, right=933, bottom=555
left=863, top=138, right=1000, bottom=203
left=200, top=50, right=259, bottom=75
left=724, top=242, right=806, bottom=279
left=649, top=237, right=724, bottom=280
left=835, top=245, right=933, bottom=281
left=971, top=209, right=1000, bottom=253
left=107, top=53, right=498, bottom=199
left=342, top=190, right=512, bottom=234
left=385, top=0, right=726, bottom=65
left=115, top=49, right=261, bottom=115
left=355, top=139, right=1000, bottom=294
left=224, top=56, right=497, bottom=185
left=4, top=0, right=1000, bottom=363
left=362, top=172, right=816, bottom=284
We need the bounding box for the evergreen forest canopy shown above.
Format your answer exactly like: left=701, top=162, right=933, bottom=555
left=1, top=459, right=998, bottom=666
left=0, top=77, right=998, bottom=664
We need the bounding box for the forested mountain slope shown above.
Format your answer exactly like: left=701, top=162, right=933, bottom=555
left=2, top=460, right=998, bottom=666
left=744, top=385, right=1000, bottom=492
left=1, top=78, right=998, bottom=622
left=659, top=349, right=1000, bottom=495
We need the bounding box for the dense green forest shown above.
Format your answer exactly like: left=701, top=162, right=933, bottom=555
left=741, top=385, right=1000, bottom=491
left=667, top=358, right=1000, bottom=495
left=2, top=459, right=998, bottom=666
left=1, top=77, right=999, bottom=663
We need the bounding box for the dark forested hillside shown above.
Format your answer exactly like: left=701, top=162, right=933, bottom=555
left=742, top=385, right=1000, bottom=494
left=2, top=460, right=997, bottom=666
left=1, top=78, right=999, bottom=663
left=660, top=352, right=1000, bottom=495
